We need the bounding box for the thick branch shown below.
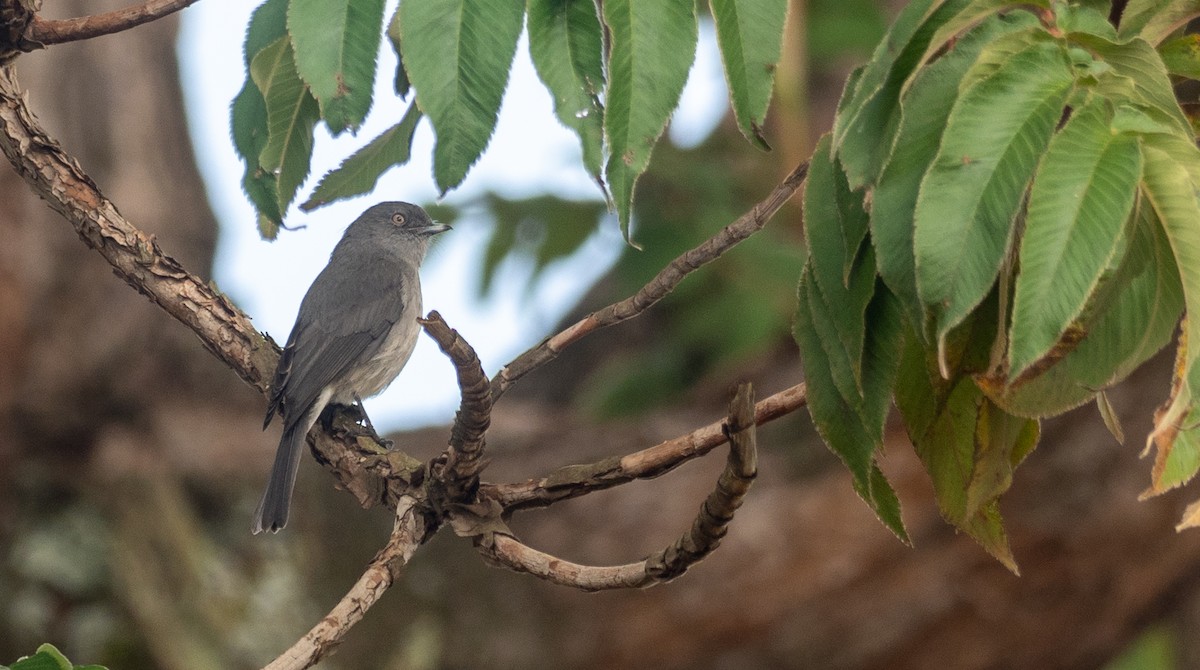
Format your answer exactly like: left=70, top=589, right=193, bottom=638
left=478, top=384, right=759, bottom=591
left=488, top=161, right=809, bottom=401
left=482, top=382, right=804, bottom=512
left=0, top=65, right=278, bottom=391
left=29, top=0, right=200, bottom=46
left=263, top=495, right=429, bottom=670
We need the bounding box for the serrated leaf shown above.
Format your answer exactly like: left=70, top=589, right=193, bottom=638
left=834, top=0, right=975, bottom=189
left=980, top=201, right=1183, bottom=417
left=1117, top=0, right=1200, bottom=45
left=1008, top=98, right=1142, bottom=380
left=1140, top=143, right=1200, bottom=496
left=913, top=38, right=1074, bottom=367
left=288, top=0, right=386, bottom=134
left=399, top=0, right=524, bottom=193
left=1159, top=34, right=1200, bottom=79
left=301, top=103, right=423, bottom=211
left=527, top=0, right=606, bottom=185
left=386, top=7, right=411, bottom=97
left=871, top=13, right=1035, bottom=339
left=243, top=0, right=288, bottom=66
left=250, top=36, right=320, bottom=218
left=795, top=267, right=909, bottom=543
left=914, top=0, right=1052, bottom=87
left=604, top=0, right=698, bottom=239
left=804, top=135, right=876, bottom=387
left=1072, top=33, right=1192, bottom=135
left=709, top=0, right=787, bottom=150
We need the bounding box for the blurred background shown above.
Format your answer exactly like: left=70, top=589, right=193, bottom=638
left=1, top=0, right=1198, bottom=668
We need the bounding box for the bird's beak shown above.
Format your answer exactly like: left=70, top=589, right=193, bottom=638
left=420, top=221, right=452, bottom=236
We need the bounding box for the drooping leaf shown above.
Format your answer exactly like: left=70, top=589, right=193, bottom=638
left=980, top=201, right=1183, bottom=417
left=527, top=0, right=606, bottom=185
left=916, top=0, right=1052, bottom=73
left=250, top=36, right=320, bottom=218
left=871, top=13, right=1036, bottom=338
left=386, top=7, right=411, bottom=98
left=603, top=0, right=698, bottom=239
left=1158, top=34, right=1200, bottom=79
left=1008, top=97, right=1142, bottom=380
left=795, top=267, right=909, bottom=542
left=1117, top=0, right=1200, bottom=45
left=399, top=0, right=524, bottom=193
left=709, top=0, right=788, bottom=150
left=301, top=104, right=423, bottom=211
left=232, top=0, right=289, bottom=236
left=288, top=0, right=386, bottom=134
left=833, top=0, right=976, bottom=189
left=1072, top=33, right=1192, bottom=135
left=804, top=135, right=876, bottom=387
left=913, top=37, right=1074, bottom=367
left=1139, top=143, right=1200, bottom=497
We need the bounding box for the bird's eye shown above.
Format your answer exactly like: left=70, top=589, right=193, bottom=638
left=390, top=212, right=406, bottom=226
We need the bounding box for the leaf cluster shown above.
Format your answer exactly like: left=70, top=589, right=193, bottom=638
left=794, top=0, right=1200, bottom=569
left=231, top=0, right=790, bottom=239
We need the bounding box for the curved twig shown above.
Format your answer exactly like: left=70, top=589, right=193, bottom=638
left=481, top=382, right=804, bottom=512
left=477, top=384, right=759, bottom=591
left=419, top=311, right=492, bottom=500
left=28, top=0, right=201, bottom=47
left=488, top=161, right=809, bottom=402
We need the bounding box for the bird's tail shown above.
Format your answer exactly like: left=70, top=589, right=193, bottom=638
left=252, top=422, right=306, bottom=534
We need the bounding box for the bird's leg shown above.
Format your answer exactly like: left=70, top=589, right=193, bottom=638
left=353, top=394, right=394, bottom=448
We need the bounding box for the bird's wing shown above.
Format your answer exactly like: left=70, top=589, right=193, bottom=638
left=268, top=254, right=413, bottom=431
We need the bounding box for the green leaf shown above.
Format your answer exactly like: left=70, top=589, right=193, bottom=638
left=604, top=0, right=698, bottom=239
left=231, top=82, right=282, bottom=237
left=399, top=0, right=525, bottom=193
left=1158, top=34, right=1200, bottom=79
left=301, top=103, right=423, bottom=211
left=871, top=13, right=1035, bottom=338
left=1008, top=98, right=1142, bottom=380
left=1072, top=33, right=1192, bottom=135
left=527, top=0, right=606, bottom=185
left=833, top=0, right=974, bottom=189
left=386, top=7, right=411, bottom=97
left=1139, top=143, right=1200, bottom=496
left=980, top=201, right=1182, bottom=417
left=1118, top=0, right=1200, bottom=45
left=288, top=0, right=386, bottom=134
left=232, top=0, right=289, bottom=236
left=709, top=0, right=788, bottom=150
left=796, top=268, right=909, bottom=542
left=913, top=38, right=1074, bottom=367
left=7, top=644, right=107, bottom=670
left=913, top=0, right=1051, bottom=86
left=804, top=135, right=876, bottom=387
left=250, top=36, right=320, bottom=218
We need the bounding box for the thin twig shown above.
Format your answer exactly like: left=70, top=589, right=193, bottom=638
left=481, top=382, right=805, bottom=512
left=262, top=495, right=429, bottom=670
left=478, top=383, right=759, bottom=591
left=28, top=0, right=201, bottom=46
left=488, top=161, right=809, bottom=402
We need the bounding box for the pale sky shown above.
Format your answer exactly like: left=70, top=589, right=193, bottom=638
left=176, top=0, right=727, bottom=430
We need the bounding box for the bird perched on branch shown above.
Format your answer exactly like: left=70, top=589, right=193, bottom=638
left=253, top=202, right=449, bottom=533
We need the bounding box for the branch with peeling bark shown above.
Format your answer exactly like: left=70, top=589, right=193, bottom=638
left=0, top=53, right=810, bottom=669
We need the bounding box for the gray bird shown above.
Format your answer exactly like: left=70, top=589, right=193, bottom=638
left=253, top=201, right=449, bottom=533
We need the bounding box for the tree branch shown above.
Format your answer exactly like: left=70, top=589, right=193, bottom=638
left=481, top=382, right=804, bottom=513
left=263, top=495, right=430, bottom=670
left=0, top=64, right=278, bottom=391
left=488, top=161, right=810, bottom=402
left=477, top=384, right=759, bottom=590
left=28, top=0, right=201, bottom=47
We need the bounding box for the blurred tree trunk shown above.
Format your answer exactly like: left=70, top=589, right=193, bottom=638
left=2, top=2, right=1200, bottom=669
